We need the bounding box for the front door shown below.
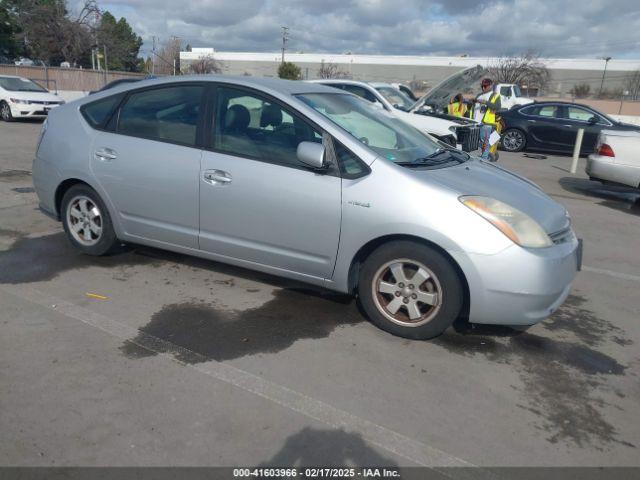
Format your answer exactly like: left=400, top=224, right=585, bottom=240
left=525, top=104, right=567, bottom=150
left=558, top=105, right=604, bottom=154
left=198, top=85, right=341, bottom=279
left=91, top=84, right=204, bottom=248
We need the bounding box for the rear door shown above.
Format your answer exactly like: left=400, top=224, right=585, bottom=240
left=198, top=85, right=342, bottom=279
left=90, top=83, right=204, bottom=248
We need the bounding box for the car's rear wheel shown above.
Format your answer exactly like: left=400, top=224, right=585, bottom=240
left=0, top=101, right=13, bottom=122
left=61, top=184, right=118, bottom=255
left=358, top=241, right=463, bottom=340
left=501, top=128, right=526, bottom=152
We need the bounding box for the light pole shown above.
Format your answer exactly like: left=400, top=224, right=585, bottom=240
left=281, top=26, right=289, bottom=63
left=599, top=56, right=612, bottom=97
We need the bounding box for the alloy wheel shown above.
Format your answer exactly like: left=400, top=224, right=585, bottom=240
left=1, top=103, right=10, bottom=121
left=371, top=258, right=442, bottom=327
left=66, top=195, right=103, bottom=246
left=502, top=130, right=524, bottom=151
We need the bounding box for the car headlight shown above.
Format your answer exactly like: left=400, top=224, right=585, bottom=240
left=448, top=125, right=457, bottom=133
left=460, top=196, right=552, bottom=248
left=10, top=98, right=30, bottom=104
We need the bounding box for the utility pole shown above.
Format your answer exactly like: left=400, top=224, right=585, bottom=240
left=103, top=45, right=108, bottom=86
left=599, top=56, right=612, bottom=97
left=152, top=36, right=157, bottom=75
left=281, top=26, right=289, bottom=63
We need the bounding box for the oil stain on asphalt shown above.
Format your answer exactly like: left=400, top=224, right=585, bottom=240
left=0, top=232, right=162, bottom=284
left=121, top=290, right=361, bottom=362
left=435, top=296, right=634, bottom=450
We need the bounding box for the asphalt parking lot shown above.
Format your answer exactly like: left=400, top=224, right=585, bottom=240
left=1, top=120, right=639, bottom=469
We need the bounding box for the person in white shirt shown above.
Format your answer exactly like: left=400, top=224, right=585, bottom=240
left=472, top=78, right=501, bottom=160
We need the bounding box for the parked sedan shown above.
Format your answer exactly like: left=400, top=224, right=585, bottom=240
left=33, top=76, right=580, bottom=340
left=0, top=75, right=64, bottom=121
left=587, top=130, right=640, bottom=189
left=500, top=101, right=640, bottom=155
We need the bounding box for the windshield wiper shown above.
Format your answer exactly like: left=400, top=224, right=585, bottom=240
left=395, top=148, right=469, bottom=167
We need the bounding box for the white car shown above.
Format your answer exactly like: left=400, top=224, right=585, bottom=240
left=312, top=66, right=485, bottom=152
left=0, top=75, right=65, bottom=121
left=587, top=130, right=640, bottom=189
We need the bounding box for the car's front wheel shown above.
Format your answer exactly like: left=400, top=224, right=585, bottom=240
left=358, top=241, right=463, bottom=340
left=61, top=184, right=118, bottom=255
left=501, top=128, right=526, bottom=152
left=0, top=101, right=14, bottom=122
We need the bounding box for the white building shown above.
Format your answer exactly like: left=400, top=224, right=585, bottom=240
left=180, top=48, right=640, bottom=97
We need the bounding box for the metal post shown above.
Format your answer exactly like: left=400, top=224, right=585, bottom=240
left=570, top=128, right=584, bottom=174
left=103, top=45, right=108, bottom=86
left=598, top=57, right=611, bottom=97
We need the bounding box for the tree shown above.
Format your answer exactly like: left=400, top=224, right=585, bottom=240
left=278, top=61, right=301, bottom=80
left=488, top=51, right=550, bottom=93
left=316, top=60, right=350, bottom=79
left=96, top=11, right=143, bottom=72
left=153, top=37, right=181, bottom=75
left=0, top=3, right=21, bottom=59
left=570, top=84, right=591, bottom=99
left=624, top=70, right=640, bottom=101
left=4, top=0, right=100, bottom=66
left=189, top=55, right=223, bottom=74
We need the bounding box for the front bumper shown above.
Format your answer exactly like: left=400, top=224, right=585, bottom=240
left=451, top=233, right=581, bottom=326
left=10, top=102, right=60, bottom=118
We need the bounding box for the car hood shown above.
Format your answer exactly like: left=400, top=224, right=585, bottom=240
left=4, top=90, right=62, bottom=102
left=414, top=159, right=569, bottom=234
left=393, top=109, right=456, bottom=137
left=410, top=65, right=486, bottom=112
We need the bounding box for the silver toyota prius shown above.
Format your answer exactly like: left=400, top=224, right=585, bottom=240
left=32, top=76, right=581, bottom=340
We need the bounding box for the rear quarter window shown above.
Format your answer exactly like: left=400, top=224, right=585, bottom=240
left=80, top=94, right=123, bottom=128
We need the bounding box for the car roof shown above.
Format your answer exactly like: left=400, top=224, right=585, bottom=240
left=310, top=79, right=372, bottom=88
left=126, top=75, right=339, bottom=95
left=518, top=101, right=597, bottom=109
left=0, top=75, right=22, bottom=79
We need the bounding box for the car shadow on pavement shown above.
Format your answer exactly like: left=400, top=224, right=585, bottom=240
left=559, top=177, right=640, bottom=216
left=258, top=427, right=400, bottom=467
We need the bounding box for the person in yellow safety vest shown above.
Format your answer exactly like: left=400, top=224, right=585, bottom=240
left=447, top=93, right=467, bottom=117
left=473, top=78, right=501, bottom=160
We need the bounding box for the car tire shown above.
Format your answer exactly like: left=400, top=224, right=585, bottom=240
left=358, top=241, right=463, bottom=340
left=501, top=128, right=526, bottom=152
left=61, top=184, right=118, bottom=256
left=0, top=101, right=14, bottom=122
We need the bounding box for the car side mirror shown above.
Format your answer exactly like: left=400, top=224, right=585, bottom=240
left=297, top=141, right=326, bottom=170
left=588, top=115, right=599, bottom=124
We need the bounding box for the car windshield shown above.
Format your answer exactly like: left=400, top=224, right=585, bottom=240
left=297, top=92, right=466, bottom=166
left=375, top=86, right=415, bottom=111
left=0, top=77, right=47, bottom=92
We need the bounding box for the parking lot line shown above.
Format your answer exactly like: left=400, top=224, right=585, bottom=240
left=0, top=283, right=485, bottom=474
left=582, top=265, right=640, bottom=283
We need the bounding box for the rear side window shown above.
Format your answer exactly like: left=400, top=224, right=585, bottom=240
left=117, top=85, right=203, bottom=146
left=521, top=105, right=557, bottom=117
left=81, top=94, right=123, bottom=128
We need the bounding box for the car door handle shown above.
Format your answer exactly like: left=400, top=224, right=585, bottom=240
left=94, top=148, right=117, bottom=161
left=563, top=124, right=574, bottom=128
left=527, top=119, right=537, bottom=123
left=203, top=170, right=232, bottom=185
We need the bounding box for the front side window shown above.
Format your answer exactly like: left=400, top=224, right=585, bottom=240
left=214, top=86, right=321, bottom=167
left=0, top=76, right=47, bottom=92
left=339, top=84, right=379, bottom=103
left=117, top=85, right=203, bottom=146
left=500, top=86, right=511, bottom=97
left=297, top=92, right=443, bottom=165
left=565, top=106, right=609, bottom=124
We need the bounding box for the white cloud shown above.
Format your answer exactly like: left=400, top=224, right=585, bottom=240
left=96, top=0, right=640, bottom=58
